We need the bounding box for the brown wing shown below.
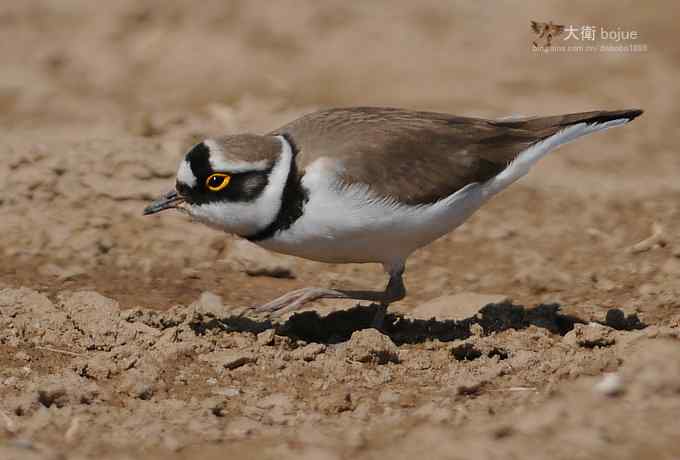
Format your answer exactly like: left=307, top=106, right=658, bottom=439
left=271, top=107, right=641, bottom=205
left=530, top=20, right=544, bottom=35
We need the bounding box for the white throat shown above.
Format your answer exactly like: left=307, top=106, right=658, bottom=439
left=189, top=135, right=293, bottom=237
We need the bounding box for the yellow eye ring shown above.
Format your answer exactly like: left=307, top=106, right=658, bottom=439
left=206, top=173, right=231, bottom=192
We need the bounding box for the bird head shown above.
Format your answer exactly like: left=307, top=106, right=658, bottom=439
left=144, top=134, right=294, bottom=238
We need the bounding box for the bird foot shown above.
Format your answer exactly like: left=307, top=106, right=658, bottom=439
left=246, top=287, right=349, bottom=319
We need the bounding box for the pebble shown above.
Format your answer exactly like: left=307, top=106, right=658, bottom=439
left=318, top=390, right=353, bottom=413
left=257, top=329, right=276, bottom=346
left=345, top=329, right=399, bottom=365
left=190, top=291, right=224, bottom=311
left=594, top=373, right=624, bottom=397
left=563, top=323, right=616, bottom=348
left=292, top=343, right=326, bottom=361
left=199, top=350, right=257, bottom=371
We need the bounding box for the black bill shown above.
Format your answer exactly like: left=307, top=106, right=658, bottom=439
left=143, top=189, right=185, bottom=215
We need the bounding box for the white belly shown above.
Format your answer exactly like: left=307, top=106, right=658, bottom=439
left=256, top=163, right=487, bottom=266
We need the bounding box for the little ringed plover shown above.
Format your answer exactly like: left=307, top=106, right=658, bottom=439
left=144, top=106, right=643, bottom=315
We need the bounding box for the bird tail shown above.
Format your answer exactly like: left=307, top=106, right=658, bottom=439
left=483, top=109, right=643, bottom=197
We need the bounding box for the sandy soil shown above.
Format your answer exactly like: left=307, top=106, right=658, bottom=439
left=1, top=1, right=680, bottom=459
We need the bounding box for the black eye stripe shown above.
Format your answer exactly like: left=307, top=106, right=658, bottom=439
left=181, top=141, right=273, bottom=204
left=182, top=170, right=270, bottom=204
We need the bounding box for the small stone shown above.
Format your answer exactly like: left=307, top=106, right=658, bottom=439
left=199, top=350, right=257, bottom=371
left=345, top=329, right=399, bottom=365
left=181, top=268, right=201, bottom=279
left=594, top=373, right=624, bottom=397
left=256, top=329, right=276, bottom=346
left=132, top=383, right=154, bottom=400
left=292, top=343, right=326, bottom=361
left=96, top=237, right=114, bottom=254
left=563, top=323, right=615, bottom=348
left=190, top=291, right=224, bottom=312
left=470, top=323, right=484, bottom=337
left=410, top=292, right=509, bottom=321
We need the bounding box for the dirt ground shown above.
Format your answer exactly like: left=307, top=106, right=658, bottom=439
left=2, top=1, right=680, bottom=459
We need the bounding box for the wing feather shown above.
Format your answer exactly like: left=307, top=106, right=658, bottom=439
left=271, top=107, right=640, bottom=205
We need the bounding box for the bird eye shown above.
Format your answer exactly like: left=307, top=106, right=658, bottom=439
left=205, top=173, right=231, bottom=191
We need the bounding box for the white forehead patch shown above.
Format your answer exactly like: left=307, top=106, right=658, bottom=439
left=204, top=139, right=270, bottom=173
left=177, top=160, right=197, bottom=188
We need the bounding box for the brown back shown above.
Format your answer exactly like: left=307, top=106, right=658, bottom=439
left=272, top=107, right=641, bottom=204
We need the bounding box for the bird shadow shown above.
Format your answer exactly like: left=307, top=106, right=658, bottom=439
left=188, top=301, right=646, bottom=346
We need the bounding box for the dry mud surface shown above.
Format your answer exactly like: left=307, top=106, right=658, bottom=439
left=2, top=1, right=680, bottom=459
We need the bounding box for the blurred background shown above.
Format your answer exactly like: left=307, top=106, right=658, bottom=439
left=1, top=1, right=671, bottom=125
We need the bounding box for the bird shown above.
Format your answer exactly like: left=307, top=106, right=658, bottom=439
left=530, top=20, right=565, bottom=48
left=144, top=106, right=643, bottom=319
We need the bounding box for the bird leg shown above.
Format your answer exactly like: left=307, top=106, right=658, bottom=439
left=250, top=266, right=406, bottom=320
left=370, top=270, right=406, bottom=329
